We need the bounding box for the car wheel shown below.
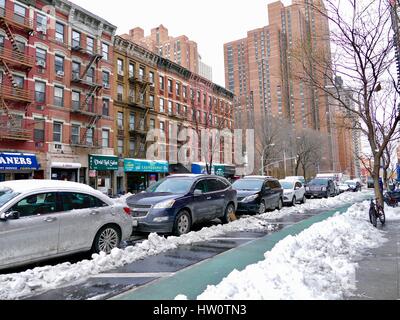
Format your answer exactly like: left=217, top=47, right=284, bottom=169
left=92, top=225, right=121, bottom=254
left=173, top=210, right=192, bottom=236
left=222, top=203, right=236, bottom=224
left=258, top=201, right=266, bottom=214
left=277, top=198, right=283, bottom=210
left=291, top=197, right=296, bottom=207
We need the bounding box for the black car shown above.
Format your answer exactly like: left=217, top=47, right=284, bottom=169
left=232, top=176, right=283, bottom=214
left=305, top=178, right=336, bottom=198
left=126, top=174, right=237, bottom=236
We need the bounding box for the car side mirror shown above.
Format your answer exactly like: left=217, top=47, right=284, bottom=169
left=193, top=189, right=203, bottom=196
left=0, top=211, right=20, bottom=221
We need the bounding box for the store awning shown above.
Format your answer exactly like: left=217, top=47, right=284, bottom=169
left=0, top=153, right=39, bottom=171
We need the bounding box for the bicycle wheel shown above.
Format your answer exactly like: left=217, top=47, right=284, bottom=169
left=378, top=207, right=386, bottom=225
left=369, top=208, right=377, bottom=227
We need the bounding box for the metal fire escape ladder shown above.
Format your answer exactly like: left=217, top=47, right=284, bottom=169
left=0, top=19, right=23, bottom=55
left=80, top=53, right=103, bottom=80
left=80, top=114, right=102, bottom=146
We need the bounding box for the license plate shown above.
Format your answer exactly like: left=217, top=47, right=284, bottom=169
left=132, top=220, right=138, bottom=227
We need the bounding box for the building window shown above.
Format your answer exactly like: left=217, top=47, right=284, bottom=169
left=150, top=119, right=155, bottom=130
left=159, top=76, right=164, bottom=90
left=71, top=125, right=80, bottom=145
left=35, top=81, right=46, bottom=103
left=117, top=59, right=124, bottom=75
left=36, top=48, right=46, bottom=67
left=72, top=61, right=81, bottom=79
left=53, top=122, right=62, bottom=143
left=129, top=63, right=135, bottom=78
left=129, top=113, right=135, bottom=130
left=176, top=83, right=181, bottom=96
left=14, top=3, right=26, bottom=25
left=139, top=67, right=145, bottom=81
left=160, top=121, right=165, bottom=132
left=86, top=67, right=94, bottom=83
left=55, top=22, right=64, bottom=43
left=36, top=13, right=47, bottom=33
left=54, top=86, right=64, bottom=107
left=0, top=34, right=4, bottom=48
left=102, top=71, right=110, bottom=88
left=87, top=37, right=94, bottom=54
left=176, top=103, right=181, bottom=115
left=183, top=86, right=187, bottom=99
left=129, top=141, right=135, bottom=156
left=102, top=99, right=109, bottom=116
left=197, top=91, right=201, bottom=103
left=86, top=128, right=94, bottom=146
left=55, top=55, right=64, bottom=75
left=72, top=91, right=80, bottom=110
left=117, top=85, right=123, bottom=101
left=34, top=118, right=45, bottom=143
left=72, top=30, right=81, bottom=48
left=168, top=79, right=173, bottom=93
left=102, top=129, right=109, bottom=148
left=149, top=71, right=154, bottom=84
left=159, top=98, right=165, bottom=113
left=117, top=112, right=124, bottom=129
left=168, top=101, right=173, bottom=114
left=118, top=139, right=124, bottom=155
left=149, top=95, right=154, bottom=109
left=102, top=43, right=109, bottom=60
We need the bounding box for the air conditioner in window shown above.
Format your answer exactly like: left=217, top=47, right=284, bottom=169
left=54, top=143, right=63, bottom=151
left=118, top=70, right=124, bottom=76
left=36, top=60, right=46, bottom=68
left=104, top=84, right=110, bottom=89
left=56, top=71, right=65, bottom=77
left=36, top=105, right=45, bottom=111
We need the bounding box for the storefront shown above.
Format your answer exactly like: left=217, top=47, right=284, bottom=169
left=89, top=155, right=119, bottom=196
left=124, top=159, right=169, bottom=194
left=0, top=153, right=40, bottom=181
left=50, top=162, right=82, bottom=182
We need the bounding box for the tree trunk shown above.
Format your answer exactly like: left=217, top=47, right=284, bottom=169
left=302, top=164, right=307, bottom=181
left=383, top=168, right=388, bottom=190
left=373, top=164, right=384, bottom=207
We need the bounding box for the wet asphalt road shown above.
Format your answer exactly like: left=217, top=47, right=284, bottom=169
left=18, top=203, right=344, bottom=300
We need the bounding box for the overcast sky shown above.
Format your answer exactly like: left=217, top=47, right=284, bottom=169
left=72, top=0, right=291, bottom=87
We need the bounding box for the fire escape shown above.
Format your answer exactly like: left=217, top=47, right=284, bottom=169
left=0, top=7, right=34, bottom=141
left=70, top=47, right=103, bottom=147
left=128, top=72, right=152, bottom=157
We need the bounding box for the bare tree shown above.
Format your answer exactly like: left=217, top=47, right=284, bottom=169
left=292, top=0, right=400, bottom=205
left=294, top=128, right=324, bottom=180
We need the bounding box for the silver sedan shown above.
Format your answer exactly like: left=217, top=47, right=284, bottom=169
left=0, top=180, right=133, bottom=271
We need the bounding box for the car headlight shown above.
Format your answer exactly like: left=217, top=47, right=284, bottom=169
left=322, top=187, right=327, bottom=191
left=242, top=194, right=259, bottom=203
left=153, top=199, right=176, bottom=209
left=153, top=216, right=170, bottom=222
left=305, top=187, right=310, bottom=191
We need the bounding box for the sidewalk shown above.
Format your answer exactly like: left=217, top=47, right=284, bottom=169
left=348, top=220, right=400, bottom=300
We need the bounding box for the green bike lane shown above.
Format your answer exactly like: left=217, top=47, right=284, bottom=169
left=112, top=204, right=354, bottom=300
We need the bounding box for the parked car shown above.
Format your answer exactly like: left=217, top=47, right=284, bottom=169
left=384, top=189, right=400, bottom=207
left=285, top=176, right=306, bottom=186
left=126, top=174, right=237, bottom=236
left=305, top=178, right=336, bottom=198
left=279, top=179, right=306, bottom=206
left=345, top=180, right=362, bottom=192
left=232, top=177, right=283, bottom=214
left=338, top=183, right=351, bottom=193
left=0, top=180, right=133, bottom=271
left=367, top=177, right=374, bottom=188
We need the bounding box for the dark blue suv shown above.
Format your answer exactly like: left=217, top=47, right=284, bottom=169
left=126, top=174, right=237, bottom=236
left=233, top=176, right=283, bottom=214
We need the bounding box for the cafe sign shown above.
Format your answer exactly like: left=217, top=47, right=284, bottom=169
left=89, top=155, right=118, bottom=171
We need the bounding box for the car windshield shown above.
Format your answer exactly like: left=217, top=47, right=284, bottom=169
left=146, top=178, right=193, bottom=194
left=346, top=181, right=356, bottom=186
left=0, top=188, right=19, bottom=208
left=309, top=179, right=328, bottom=186
left=280, top=181, right=294, bottom=189
left=232, top=179, right=263, bottom=191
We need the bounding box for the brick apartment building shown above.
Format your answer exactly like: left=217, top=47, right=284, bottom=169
left=113, top=35, right=234, bottom=194
left=121, top=24, right=213, bottom=81
left=224, top=0, right=343, bottom=175
left=0, top=0, right=117, bottom=194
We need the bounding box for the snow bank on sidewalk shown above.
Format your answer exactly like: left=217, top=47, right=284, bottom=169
left=194, top=201, right=390, bottom=300
left=0, top=191, right=370, bottom=300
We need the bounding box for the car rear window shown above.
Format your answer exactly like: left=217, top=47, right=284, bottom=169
left=0, top=188, right=19, bottom=208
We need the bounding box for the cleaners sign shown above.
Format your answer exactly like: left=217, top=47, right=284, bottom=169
left=0, top=153, right=39, bottom=171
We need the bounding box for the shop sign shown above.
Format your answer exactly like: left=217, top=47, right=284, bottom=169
left=124, top=159, right=169, bottom=173
left=89, top=155, right=118, bottom=171
left=0, top=153, right=39, bottom=171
